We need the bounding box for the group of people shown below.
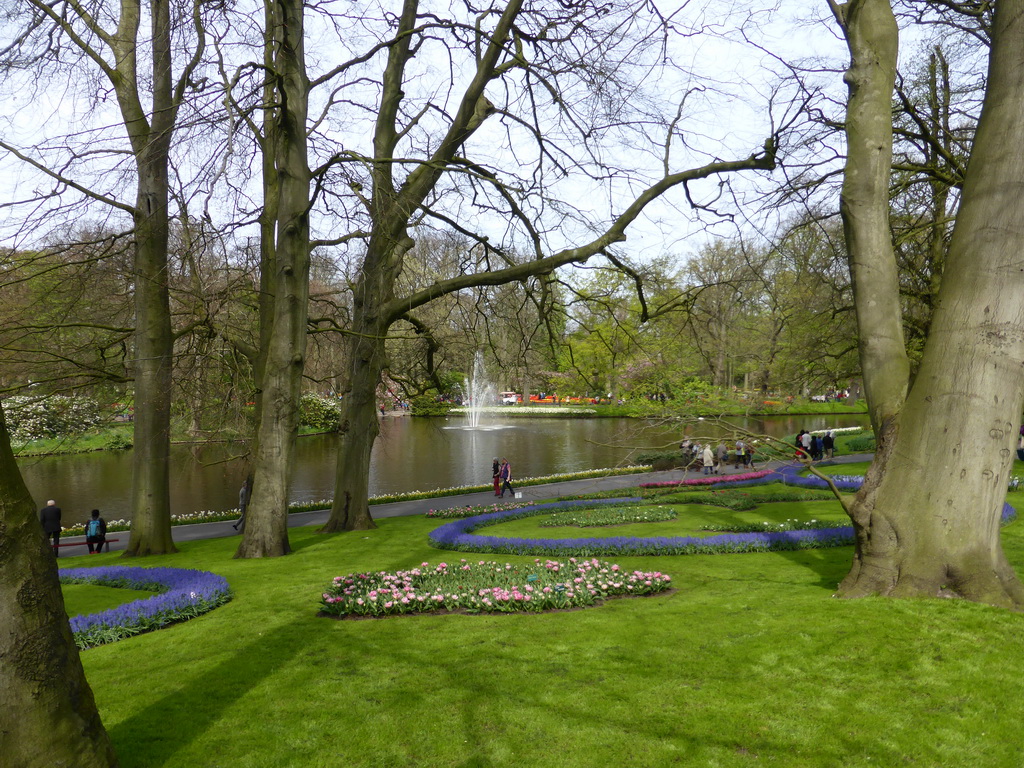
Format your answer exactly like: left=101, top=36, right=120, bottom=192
left=491, top=457, right=515, bottom=498
left=795, top=430, right=835, bottom=461
left=795, top=430, right=834, bottom=461
left=680, top=439, right=755, bottom=476
left=39, top=500, right=108, bottom=557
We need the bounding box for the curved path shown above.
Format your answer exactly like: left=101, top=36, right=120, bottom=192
left=57, top=454, right=875, bottom=555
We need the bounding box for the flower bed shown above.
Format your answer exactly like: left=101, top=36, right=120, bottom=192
left=538, top=505, right=676, bottom=527
left=778, top=465, right=1017, bottom=524
left=59, top=566, right=231, bottom=649
left=651, top=488, right=835, bottom=510
left=702, top=518, right=831, bottom=533
left=807, top=426, right=864, bottom=436
left=428, top=498, right=856, bottom=557
left=319, top=557, right=672, bottom=618
left=451, top=406, right=598, bottom=416
left=426, top=501, right=530, bottom=519
left=639, top=470, right=774, bottom=489
left=423, top=467, right=1016, bottom=558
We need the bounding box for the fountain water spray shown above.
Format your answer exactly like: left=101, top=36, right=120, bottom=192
left=464, top=351, right=497, bottom=429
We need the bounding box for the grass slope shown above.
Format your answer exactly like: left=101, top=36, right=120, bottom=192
left=62, top=491, right=1024, bottom=768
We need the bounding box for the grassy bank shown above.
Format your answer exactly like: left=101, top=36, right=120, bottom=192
left=59, top=482, right=1024, bottom=768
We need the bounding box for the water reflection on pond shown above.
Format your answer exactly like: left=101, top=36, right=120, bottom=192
left=17, top=413, right=869, bottom=526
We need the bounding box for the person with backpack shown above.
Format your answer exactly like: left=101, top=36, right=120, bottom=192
left=85, top=509, right=107, bottom=554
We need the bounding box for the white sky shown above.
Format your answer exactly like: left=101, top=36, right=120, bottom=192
left=0, top=0, right=855, bottom=267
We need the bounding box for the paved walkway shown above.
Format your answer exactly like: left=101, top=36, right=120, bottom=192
left=57, top=454, right=873, bottom=556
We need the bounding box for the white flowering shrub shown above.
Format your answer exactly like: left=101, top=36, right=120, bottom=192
left=4, top=394, right=105, bottom=442
left=298, top=393, right=343, bottom=432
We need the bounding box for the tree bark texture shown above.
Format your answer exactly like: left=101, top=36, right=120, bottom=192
left=319, top=245, right=405, bottom=533
left=123, top=0, right=179, bottom=556
left=0, top=405, right=119, bottom=767
left=838, top=0, right=1024, bottom=606
left=832, top=0, right=910, bottom=435
left=236, top=0, right=311, bottom=558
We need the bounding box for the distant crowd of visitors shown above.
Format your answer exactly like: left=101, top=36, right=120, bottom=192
left=679, top=439, right=755, bottom=475
left=678, top=429, right=839, bottom=475
left=794, top=430, right=835, bottom=461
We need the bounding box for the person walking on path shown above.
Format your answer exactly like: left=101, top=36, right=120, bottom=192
left=716, top=441, right=727, bottom=474
left=702, top=444, right=714, bottom=476
left=823, top=431, right=835, bottom=460
left=498, top=458, right=515, bottom=498
left=85, top=509, right=107, bottom=554
left=39, top=499, right=61, bottom=556
left=233, top=476, right=251, bottom=532
left=492, top=457, right=501, bottom=496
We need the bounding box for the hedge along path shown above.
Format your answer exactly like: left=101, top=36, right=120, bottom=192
left=427, top=467, right=1018, bottom=557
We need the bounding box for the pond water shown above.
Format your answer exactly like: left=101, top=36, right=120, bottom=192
left=17, top=412, right=870, bottom=526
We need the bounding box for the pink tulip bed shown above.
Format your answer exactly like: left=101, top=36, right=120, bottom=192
left=319, top=557, right=672, bottom=618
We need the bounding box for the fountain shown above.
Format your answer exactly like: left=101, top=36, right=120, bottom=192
left=446, top=351, right=507, bottom=431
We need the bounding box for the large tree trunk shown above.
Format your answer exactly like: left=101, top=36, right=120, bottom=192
left=124, top=184, right=176, bottom=557
left=831, top=0, right=909, bottom=434
left=837, top=0, right=1024, bottom=606
left=319, top=331, right=384, bottom=533
left=122, top=0, right=177, bottom=556
left=0, top=405, right=119, bottom=767
left=319, top=241, right=406, bottom=532
left=235, top=0, right=311, bottom=558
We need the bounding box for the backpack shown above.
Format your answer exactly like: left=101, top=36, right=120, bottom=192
left=86, top=519, right=102, bottom=538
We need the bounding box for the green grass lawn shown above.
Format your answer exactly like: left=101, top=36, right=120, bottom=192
left=62, top=582, right=154, bottom=617
left=61, top=491, right=1024, bottom=768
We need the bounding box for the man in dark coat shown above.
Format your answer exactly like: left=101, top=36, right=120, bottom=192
left=39, top=500, right=62, bottom=557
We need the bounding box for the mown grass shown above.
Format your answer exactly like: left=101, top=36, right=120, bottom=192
left=62, top=582, right=153, bottom=617
left=489, top=493, right=849, bottom=540
left=61, top=491, right=1024, bottom=768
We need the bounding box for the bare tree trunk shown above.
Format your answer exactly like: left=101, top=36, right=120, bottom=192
left=122, top=0, right=179, bottom=556
left=235, top=0, right=311, bottom=558
left=320, top=235, right=407, bottom=532
left=835, top=0, right=1024, bottom=606
left=319, top=328, right=384, bottom=532
left=830, top=0, right=910, bottom=436
left=124, top=176, right=176, bottom=556
left=0, top=405, right=118, bottom=767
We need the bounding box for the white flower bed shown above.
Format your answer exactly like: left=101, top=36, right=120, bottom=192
left=451, top=406, right=597, bottom=415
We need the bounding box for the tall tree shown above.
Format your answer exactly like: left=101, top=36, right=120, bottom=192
left=233, top=0, right=311, bottom=558
left=3, top=0, right=215, bottom=555
left=0, top=401, right=118, bottom=767
left=831, top=0, right=1024, bottom=606
left=320, top=0, right=781, bottom=532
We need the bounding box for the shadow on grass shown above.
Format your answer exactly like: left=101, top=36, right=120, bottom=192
left=106, top=618, right=303, bottom=766
left=770, top=545, right=852, bottom=591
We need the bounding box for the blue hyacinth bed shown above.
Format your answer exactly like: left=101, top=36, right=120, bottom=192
left=428, top=465, right=1017, bottom=557
left=59, top=566, right=231, bottom=649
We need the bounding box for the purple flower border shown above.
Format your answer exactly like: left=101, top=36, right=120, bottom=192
left=60, top=566, right=231, bottom=649
left=773, top=464, right=1017, bottom=524
left=428, top=465, right=1017, bottom=556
